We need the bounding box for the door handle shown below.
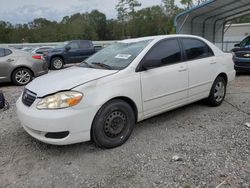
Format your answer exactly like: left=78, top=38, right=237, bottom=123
left=210, top=62, right=217, bottom=64
left=178, top=67, right=187, bottom=72
left=7, top=59, right=14, bottom=62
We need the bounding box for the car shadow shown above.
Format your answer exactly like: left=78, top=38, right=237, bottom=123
left=0, top=82, right=17, bottom=88
left=236, top=72, right=250, bottom=76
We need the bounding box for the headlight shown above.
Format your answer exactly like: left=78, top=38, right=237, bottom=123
left=37, top=91, right=83, bottom=110
left=243, top=53, right=250, bottom=58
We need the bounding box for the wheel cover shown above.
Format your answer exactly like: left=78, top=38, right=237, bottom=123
left=15, top=70, right=31, bottom=85
left=214, top=81, right=225, bottom=102
left=104, top=111, right=127, bottom=138
left=53, top=59, right=63, bottom=69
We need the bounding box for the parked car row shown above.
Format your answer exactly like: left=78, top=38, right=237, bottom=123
left=0, top=40, right=102, bottom=85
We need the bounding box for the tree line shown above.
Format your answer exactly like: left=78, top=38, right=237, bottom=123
left=0, top=0, right=249, bottom=43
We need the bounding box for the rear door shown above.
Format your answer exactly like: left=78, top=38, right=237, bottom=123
left=180, top=37, right=217, bottom=101
left=0, top=48, right=15, bottom=81
left=139, top=38, right=189, bottom=116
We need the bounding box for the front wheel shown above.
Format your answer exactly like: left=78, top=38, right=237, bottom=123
left=206, top=76, right=227, bottom=106
left=91, top=99, right=135, bottom=149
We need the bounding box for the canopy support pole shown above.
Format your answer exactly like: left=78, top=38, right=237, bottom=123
left=177, top=14, right=190, bottom=34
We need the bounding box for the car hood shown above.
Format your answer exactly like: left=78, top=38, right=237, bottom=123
left=232, top=47, right=250, bottom=52
left=26, top=66, right=119, bottom=97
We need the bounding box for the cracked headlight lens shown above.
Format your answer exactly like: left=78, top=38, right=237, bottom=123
left=37, top=91, right=83, bottom=110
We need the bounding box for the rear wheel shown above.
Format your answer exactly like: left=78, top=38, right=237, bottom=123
left=12, top=68, right=32, bottom=86
left=91, top=99, right=135, bottom=149
left=51, top=57, right=64, bottom=70
left=207, top=76, right=227, bottom=106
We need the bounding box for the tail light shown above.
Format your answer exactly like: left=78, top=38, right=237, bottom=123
left=32, top=55, right=42, bottom=60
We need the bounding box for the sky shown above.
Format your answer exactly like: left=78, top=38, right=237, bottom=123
left=0, top=0, right=181, bottom=24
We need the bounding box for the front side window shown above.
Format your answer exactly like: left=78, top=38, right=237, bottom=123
left=81, top=40, right=152, bottom=70
left=0, top=48, right=5, bottom=57
left=143, top=38, right=182, bottom=68
left=67, top=41, right=80, bottom=50
left=56, top=42, right=69, bottom=48
left=181, top=38, right=214, bottom=61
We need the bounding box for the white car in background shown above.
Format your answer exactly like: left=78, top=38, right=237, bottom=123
left=16, top=35, right=235, bottom=148
left=31, top=46, right=54, bottom=55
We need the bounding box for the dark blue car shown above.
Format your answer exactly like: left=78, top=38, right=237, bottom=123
left=44, top=40, right=97, bottom=70
left=233, top=36, right=250, bottom=72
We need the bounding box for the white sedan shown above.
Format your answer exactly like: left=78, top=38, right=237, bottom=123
left=16, top=35, right=235, bottom=148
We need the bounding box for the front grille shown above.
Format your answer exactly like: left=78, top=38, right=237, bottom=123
left=22, top=88, right=37, bottom=107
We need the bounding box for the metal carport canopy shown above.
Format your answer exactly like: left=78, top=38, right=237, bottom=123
left=175, top=0, right=250, bottom=43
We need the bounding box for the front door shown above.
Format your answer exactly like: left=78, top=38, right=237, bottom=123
left=139, top=39, right=188, bottom=116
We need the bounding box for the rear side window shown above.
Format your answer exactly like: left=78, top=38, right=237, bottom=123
left=79, top=41, right=91, bottom=49
left=181, top=38, right=214, bottom=61
left=144, top=39, right=182, bottom=67
left=5, top=49, right=12, bottom=56
left=0, top=48, right=4, bottom=57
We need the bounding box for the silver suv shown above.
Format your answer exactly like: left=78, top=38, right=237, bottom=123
left=0, top=48, right=48, bottom=85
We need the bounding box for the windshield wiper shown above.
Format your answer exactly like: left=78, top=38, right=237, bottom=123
left=91, top=62, right=112, bottom=70
left=80, top=61, right=93, bottom=68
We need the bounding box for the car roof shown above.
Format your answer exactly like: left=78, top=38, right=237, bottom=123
left=120, top=34, right=206, bottom=43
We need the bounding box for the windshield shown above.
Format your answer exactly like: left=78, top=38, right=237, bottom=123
left=239, top=36, right=250, bottom=47
left=56, top=41, right=69, bottom=48
left=80, top=40, right=152, bottom=70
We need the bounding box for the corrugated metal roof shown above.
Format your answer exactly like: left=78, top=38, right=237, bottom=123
left=175, top=0, right=250, bottom=43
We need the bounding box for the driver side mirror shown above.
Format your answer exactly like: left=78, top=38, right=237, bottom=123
left=65, top=46, right=71, bottom=51
left=234, top=43, right=240, bottom=47
left=141, top=59, right=162, bottom=71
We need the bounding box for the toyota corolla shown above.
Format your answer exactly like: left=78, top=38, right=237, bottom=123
left=16, top=35, right=235, bottom=148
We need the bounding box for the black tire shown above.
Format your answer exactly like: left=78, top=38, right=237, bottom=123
left=206, top=76, right=227, bottom=106
left=50, top=57, right=64, bottom=70
left=11, top=68, right=33, bottom=86
left=91, top=99, right=135, bottom=149
left=0, top=92, right=5, bottom=109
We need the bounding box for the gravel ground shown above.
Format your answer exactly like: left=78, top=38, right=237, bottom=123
left=0, top=74, right=249, bottom=188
